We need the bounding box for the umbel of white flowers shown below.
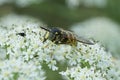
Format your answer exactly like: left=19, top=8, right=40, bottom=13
left=0, top=14, right=120, bottom=80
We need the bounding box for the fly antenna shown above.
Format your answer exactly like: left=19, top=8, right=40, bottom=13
left=40, top=26, right=51, bottom=32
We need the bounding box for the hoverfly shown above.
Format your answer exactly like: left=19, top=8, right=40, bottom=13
left=41, top=27, right=94, bottom=46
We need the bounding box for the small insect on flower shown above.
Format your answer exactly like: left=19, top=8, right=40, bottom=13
left=41, top=27, right=94, bottom=46
left=16, top=32, right=26, bottom=37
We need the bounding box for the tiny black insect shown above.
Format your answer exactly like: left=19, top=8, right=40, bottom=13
left=16, top=32, right=26, bottom=37
left=41, top=27, right=94, bottom=46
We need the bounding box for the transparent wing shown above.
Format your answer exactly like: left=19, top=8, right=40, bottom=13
left=76, top=36, right=94, bottom=45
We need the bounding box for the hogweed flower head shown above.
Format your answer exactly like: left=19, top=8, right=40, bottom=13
left=71, top=17, right=120, bottom=58
left=0, top=14, right=120, bottom=80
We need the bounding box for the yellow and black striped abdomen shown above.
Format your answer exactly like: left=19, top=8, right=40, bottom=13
left=43, top=27, right=77, bottom=45
left=63, top=31, right=77, bottom=46
left=42, top=27, right=94, bottom=46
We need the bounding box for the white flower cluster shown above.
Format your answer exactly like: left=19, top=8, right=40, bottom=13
left=71, top=17, right=120, bottom=58
left=0, top=14, right=120, bottom=80
left=60, top=44, right=120, bottom=80
left=0, top=14, right=46, bottom=80
left=15, top=0, right=43, bottom=7
left=66, top=0, right=107, bottom=9
left=0, top=0, right=12, bottom=6
left=0, top=57, right=45, bottom=80
left=0, top=0, right=43, bottom=7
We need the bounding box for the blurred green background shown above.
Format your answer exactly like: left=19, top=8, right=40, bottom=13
left=0, top=0, right=120, bottom=80
left=0, top=0, right=120, bottom=27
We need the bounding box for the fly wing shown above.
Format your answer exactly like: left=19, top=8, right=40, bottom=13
left=76, top=36, right=94, bottom=45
